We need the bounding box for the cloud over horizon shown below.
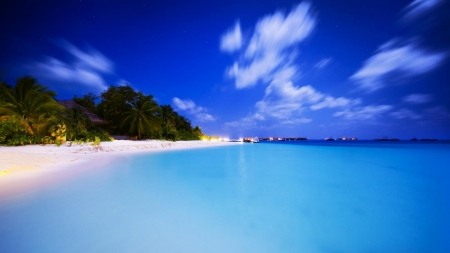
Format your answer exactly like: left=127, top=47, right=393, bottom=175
left=222, top=3, right=360, bottom=130
left=172, top=97, right=216, bottom=122
left=333, top=105, right=393, bottom=120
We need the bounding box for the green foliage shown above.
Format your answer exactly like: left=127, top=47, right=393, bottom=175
left=64, top=107, right=92, bottom=141
left=121, top=92, right=161, bottom=139
left=0, top=76, right=64, bottom=136
left=73, top=93, right=98, bottom=112
left=97, top=85, right=139, bottom=135
left=90, top=136, right=101, bottom=146
left=0, top=81, right=13, bottom=104
left=1, top=76, right=207, bottom=145
left=0, top=119, right=37, bottom=146
left=71, top=126, right=111, bottom=142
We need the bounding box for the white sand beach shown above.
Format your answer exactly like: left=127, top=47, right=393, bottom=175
left=0, top=140, right=239, bottom=198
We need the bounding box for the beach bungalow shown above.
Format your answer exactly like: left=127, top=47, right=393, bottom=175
left=57, top=100, right=107, bottom=125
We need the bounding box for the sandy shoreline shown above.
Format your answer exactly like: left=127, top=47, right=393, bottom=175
left=0, top=140, right=239, bottom=199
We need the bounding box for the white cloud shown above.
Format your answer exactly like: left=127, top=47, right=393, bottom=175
left=256, top=82, right=322, bottom=119
left=333, top=105, right=393, bottom=120
left=221, top=3, right=358, bottom=129
left=172, top=97, right=216, bottom=122
left=220, top=22, right=242, bottom=53
left=314, top=58, right=332, bottom=69
left=224, top=114, right=259, bottom=129
left=279, top=118, right=312, bottom=125
left=310, top=96, right=361, bottom=110
left=245, top=3, right=315, bottom=58
left=224, top=113, right=311, bottom=129
left=30, top=41, right=113, bottom=93
left=255, top=70, right=360, bottom=120
left=403, top=93, right=432, bottom=104
left=226, top=3, right=315, bottom=89
left=350, top=39, right=446, bottom=92
left=61, top=41, right=113, bottom=73
left=402, top=0, right=443, bottom=20
left=228, top=52, right=285, bottom=89
left=390, top=108, right=422, bottom=119
left=34, top=57, right=108, bottom=92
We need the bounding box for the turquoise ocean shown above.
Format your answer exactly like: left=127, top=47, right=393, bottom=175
left=0, top=141, right=449, bottom=252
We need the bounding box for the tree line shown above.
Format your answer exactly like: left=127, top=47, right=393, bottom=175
left=0, top=76, right=206, bottom=146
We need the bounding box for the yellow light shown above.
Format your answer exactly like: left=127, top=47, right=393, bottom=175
left=0, top=170, right=11, bottom=177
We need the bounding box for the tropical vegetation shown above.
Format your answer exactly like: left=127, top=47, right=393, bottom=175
left=0, top=76, right=207, bottom=146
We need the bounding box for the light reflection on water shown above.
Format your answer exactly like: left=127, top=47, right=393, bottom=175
left=0, top=142, right=448, bottom=252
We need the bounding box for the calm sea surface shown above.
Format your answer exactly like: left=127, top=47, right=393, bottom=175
left=1, top=141, right=449, bottom=253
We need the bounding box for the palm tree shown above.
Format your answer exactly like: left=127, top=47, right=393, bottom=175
left=0, top=76, right=63, bottom=135
left=121, top=92, right=161, bottom=139
left=160, top=105, right=177, bottom=138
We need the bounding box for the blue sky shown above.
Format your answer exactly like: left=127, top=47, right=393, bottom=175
left=1, top=0, right=449, bottom=139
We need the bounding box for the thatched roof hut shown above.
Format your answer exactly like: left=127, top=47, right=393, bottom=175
left=57, top=100, right=107, bottom=125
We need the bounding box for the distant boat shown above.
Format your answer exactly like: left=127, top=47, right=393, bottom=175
left=325, top=137, right=335, bottom=141
left=253, top=137, right=260, bottom=143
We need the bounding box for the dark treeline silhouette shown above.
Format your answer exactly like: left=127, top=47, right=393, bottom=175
left=0, top=76, right=205, bottom=146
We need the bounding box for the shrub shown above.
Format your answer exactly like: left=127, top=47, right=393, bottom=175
left=0, top=119, right=36, bottom=146
left=90, top=136, right=101, bottom=146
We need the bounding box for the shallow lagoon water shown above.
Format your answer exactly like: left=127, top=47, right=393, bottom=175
left=1, top=141, right=449, bottom=252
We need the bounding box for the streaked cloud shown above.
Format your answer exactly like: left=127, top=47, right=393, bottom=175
left=224, top=114, right=259, bottom=129
left=279, top=118, right=312, bottom=125
left=220, top=22, right=242, bottom=53
left=255, top=82, right=323, bottom=120
left=172, top=97, right=216, bottom=122
left=29, top=41, right=113, bottom=93
left=402, top=0, right=444, bottom=21
left=254, top=67, right=360, bottom=120
left=226, top=78, right=359, bottom=128
left=333, top=105, right=393, bottom=120
left=226, top=2, right=316, bottom=89
left=117, top=79, right=130, bottom=86
left=403, top=93, right=433, bottom=104
left=314, top=58, right=332, bottom=69
left=390, top=108, right=422, bottom=119
left=310, top=96, right=361, bottom=110
left=244, top=3, right=315, bottom=58
left=350, top=39, right=446, bottom=92
left=60, top=40, right=113, bottom=73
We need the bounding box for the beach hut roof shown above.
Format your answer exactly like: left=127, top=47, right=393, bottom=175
left=57, top=100, right=107, bottom=125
